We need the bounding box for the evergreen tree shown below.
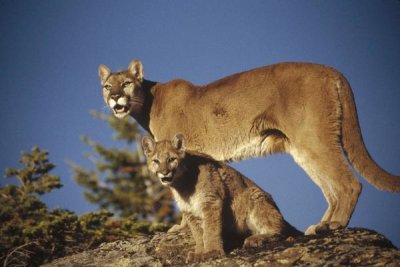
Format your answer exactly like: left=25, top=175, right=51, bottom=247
left=0, top=147, right=68, bottom=266
left=71, top=111, right=176, bottom=223
left=1, top=146, right=168, bottom=266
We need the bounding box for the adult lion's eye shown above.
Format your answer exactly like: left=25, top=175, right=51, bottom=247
left=152, top=159, right=160, bottom=165
left=104, top=85, right=112, bottom=91
left=122, top=81, right=132, bottom=87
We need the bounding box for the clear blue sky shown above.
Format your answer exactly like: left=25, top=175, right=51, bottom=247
left=1, top=1, right=399, bottom=246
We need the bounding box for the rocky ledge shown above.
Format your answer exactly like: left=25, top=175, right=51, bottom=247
left=44, top=228, right=399, bottom=266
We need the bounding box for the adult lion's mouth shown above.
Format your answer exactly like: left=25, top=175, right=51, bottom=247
left=109, top=97, right=131, bottom=118
left=114, top=104, right=127, bottom=113
left=112, top=104, right=130, bottom=118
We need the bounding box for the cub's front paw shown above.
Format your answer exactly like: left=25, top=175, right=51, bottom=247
left=186, top=251, right=198, bottom=264
left=167, top=223, right=185, bottom=233
left=243, top=234, right=278, bottom=248
left=185, top=250, right=225, bottom=263
left=202, top=249, right=225, bottom=260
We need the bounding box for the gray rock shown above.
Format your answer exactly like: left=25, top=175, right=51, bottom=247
left=43, top=228, right=400, bottom=266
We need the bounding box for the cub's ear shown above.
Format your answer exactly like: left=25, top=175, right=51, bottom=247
left=128, top=59, right=144, bottom=82
left=142, top=136, right=156, bottom=157
left=98, top=64, right=111, bottom=85
left=173, top=134, right=186, bottom=154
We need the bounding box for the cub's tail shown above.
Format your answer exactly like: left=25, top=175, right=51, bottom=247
left=338, top=77, right=400, bottom=192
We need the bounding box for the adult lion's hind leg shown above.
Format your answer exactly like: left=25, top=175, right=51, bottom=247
left=290, top=143, right=362, bottom=235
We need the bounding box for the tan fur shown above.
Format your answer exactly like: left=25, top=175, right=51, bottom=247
left=142, top=134, right=299, bottom=262
left=99, top=60, right=400, bottom=235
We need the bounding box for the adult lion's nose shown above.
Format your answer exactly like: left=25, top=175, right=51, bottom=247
left=110, top=94, right=121, bottom=100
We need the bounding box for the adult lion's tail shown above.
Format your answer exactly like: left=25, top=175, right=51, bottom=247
left=338, top=77, right=400, bottom=192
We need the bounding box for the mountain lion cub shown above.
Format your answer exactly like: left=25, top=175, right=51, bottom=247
left=99, top=60, right=399, bottom=235
left=142, top=134, right=300, bottom=261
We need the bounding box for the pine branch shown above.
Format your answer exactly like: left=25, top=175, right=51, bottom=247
left=3, top=241, right=38, bottom=267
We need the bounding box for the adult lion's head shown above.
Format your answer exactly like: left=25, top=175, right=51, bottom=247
left=98, top=60, right=144, bottom=118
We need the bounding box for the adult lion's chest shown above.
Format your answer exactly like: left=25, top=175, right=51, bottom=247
left=149, top=94, right=210, bottom=152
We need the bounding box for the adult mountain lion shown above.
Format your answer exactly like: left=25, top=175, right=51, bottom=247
left=98, top=59, right=400, bottom=235
left=142, top=134, right=300, bottom=261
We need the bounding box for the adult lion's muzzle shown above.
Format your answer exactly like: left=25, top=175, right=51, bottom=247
left=109, top=97, right=131, bottom=118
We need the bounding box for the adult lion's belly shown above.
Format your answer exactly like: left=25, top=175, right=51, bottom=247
left=148, top=99, right=279, bottom=162
left=150, top=118, right=275, bottom=162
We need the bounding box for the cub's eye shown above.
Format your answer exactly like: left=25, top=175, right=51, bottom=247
left=152, top=159, right=160, bottom=164
left=104, top=85, right=112, bottom=91
left=168, top=157, right=177, bottom=163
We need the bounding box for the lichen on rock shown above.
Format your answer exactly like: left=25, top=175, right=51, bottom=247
left=43, top=228, right=400, bottom=266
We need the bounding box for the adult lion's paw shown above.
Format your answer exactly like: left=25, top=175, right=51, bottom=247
left=305, top=221, right=344, bottom=235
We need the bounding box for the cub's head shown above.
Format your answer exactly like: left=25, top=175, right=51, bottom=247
left=98, top=60, right=144, bottom=118
left=142, top=134, right=187, bottom=186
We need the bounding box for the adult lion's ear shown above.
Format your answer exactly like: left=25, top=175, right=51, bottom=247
left=142, top=136, right=155, bottom=157
left=173, top=134, right=186, bottom=154
left=128, top=59, right=144, bottom=82
left=98, top=64, right=111, bottom=85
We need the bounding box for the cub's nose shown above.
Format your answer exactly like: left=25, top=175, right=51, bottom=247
left=158, top=170, right=172, bottom=178
left=161, top=170, right=170, bottom=176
